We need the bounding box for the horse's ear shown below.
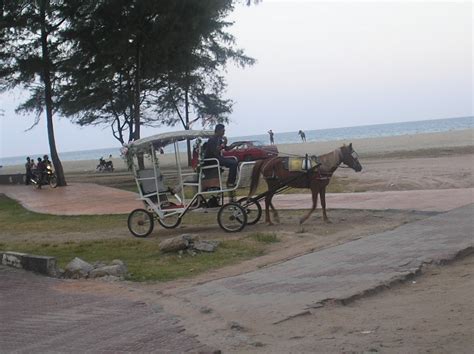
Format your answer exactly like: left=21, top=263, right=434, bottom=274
left=349, top=143, right=352, bottom=150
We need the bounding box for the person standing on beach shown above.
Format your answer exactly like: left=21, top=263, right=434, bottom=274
left=298, top=130, right=306, bottom=142
left=25, top=157, right=33, bottom=185
left=268, top=129, right=275, bottom=145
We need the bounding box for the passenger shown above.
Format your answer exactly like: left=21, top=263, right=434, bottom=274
left=205, top=124, right=239, bottom=187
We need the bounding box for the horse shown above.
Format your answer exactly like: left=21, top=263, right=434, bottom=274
left=248, top=143, right=362, bottom=227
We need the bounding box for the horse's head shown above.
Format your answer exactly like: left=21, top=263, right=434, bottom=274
left=340, top=143, right=362, bottom=172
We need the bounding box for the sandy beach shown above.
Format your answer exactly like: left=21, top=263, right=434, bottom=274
left=1, top=128, right=473, bottom=175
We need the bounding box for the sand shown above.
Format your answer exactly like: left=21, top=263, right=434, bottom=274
left=1, top=128, right=472, bottom=175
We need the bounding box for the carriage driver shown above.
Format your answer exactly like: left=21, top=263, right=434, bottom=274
left=204, top=124, right=239, bottom=187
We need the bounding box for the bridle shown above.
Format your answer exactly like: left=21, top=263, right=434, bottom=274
left=339, top=149, right=361, bottom=170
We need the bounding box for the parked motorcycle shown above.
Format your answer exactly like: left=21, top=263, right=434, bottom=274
left=96, top=157, right=114, bottom=172
left=31, top=164, right=58, bottom=189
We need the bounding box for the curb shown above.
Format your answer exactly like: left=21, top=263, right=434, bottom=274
left=1, top=251, right=58, bottom=277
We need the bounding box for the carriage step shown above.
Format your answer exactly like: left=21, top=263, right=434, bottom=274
left=162, top=203, right=184, bottom=209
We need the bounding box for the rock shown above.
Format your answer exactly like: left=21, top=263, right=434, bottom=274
left=64, top=257, right=93, bottom=279
left=111, top=259, right=125, bottom=266
left=193, top=240, right=219, bottom=252
left=229, top=321, right=246, bottom=331
left=186, top=249, right=197, bottom=256
left=159, top=234, right=199, bottom=253
left=92, top=261, right=107, bottom=269
left=89, top=264, right=127, bottom=279
left=99, top=275, right=121, bottom=282
left=200, top=306, right=213, bottom=314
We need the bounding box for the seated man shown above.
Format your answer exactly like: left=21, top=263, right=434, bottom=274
left=204, top=124, right=239, bottom=187
left=43, top=155, right=52, bottom=169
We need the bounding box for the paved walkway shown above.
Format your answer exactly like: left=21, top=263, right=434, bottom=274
left=1, top=183, right=472, bottom=214
left=164, top=204, right=474, bottom=326
left=0, top=266, right=216, bottom=352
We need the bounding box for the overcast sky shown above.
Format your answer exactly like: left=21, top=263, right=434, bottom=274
left=0, top=0, right=472, bottom=158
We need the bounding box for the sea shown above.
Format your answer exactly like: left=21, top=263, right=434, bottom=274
left=1, top=116, right=473, bottom=167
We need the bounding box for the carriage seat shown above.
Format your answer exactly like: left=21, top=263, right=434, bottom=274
left=137, top=169, right=169, bottom=203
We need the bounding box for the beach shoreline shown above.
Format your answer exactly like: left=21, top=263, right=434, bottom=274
left=1, top=128, right=472, bottom=175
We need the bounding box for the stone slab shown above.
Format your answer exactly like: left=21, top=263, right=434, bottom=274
left=1, top=252, right=58, bottom=276
left=168, top=204, right=474, bottom=324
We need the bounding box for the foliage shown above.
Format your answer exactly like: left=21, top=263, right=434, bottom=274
left=0, top=0, right=69, bottom=185
left=58, top=0, right=254, bottom=148
left=154, top=0, right=255, bottom=131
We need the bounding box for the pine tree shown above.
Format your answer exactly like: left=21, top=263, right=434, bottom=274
left=0, top=0, right=69, bottom=186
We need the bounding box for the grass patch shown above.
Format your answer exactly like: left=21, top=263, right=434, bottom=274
left=247, top=232, right=279, bottom=243
left=0, top=194, right=126, bottom=235
left=0, top=195, right=275, bottom=282
left=0, top=238, right=269, bottom=282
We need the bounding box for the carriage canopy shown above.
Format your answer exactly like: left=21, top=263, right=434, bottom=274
left=127, top=130, right=214, bottom=153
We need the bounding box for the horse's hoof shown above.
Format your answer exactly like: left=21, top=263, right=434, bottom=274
left=296, top=225, right=305, bottom=233
left=266, top=222, right=274, bottom=226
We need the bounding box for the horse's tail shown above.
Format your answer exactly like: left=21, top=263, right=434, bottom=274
left=248, top=159, right=265, bottom=197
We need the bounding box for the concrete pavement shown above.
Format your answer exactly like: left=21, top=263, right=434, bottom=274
left=1, top=183, right=472, bottom=215
left=163, top=204, right=473, bottom=326
left=0, top=266, right=216, bottom=352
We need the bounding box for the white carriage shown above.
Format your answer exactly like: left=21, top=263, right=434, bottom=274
left=125, top=130, right=262, bottom=236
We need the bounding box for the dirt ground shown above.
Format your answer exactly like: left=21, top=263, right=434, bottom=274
left=199, top=254, right=473, bottom=353
left=2, top=133, right=474, bottom=352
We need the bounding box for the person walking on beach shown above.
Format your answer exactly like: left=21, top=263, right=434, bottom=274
left=298, top=130, right=306, bottom=142
left=268, top=129, right=275, bottom=145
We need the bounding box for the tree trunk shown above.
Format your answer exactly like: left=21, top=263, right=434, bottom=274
left=184, top=86, right=192, bottom=166
left=134, top=40, right=144, bottom=169
left=40, top=0, right=66, bottom=186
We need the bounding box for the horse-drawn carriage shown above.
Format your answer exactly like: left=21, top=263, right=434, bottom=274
left=124, top=129, right=362, bottom=237
left=124, top=130, right=262, bottom=237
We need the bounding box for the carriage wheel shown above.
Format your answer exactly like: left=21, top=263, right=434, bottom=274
left=237, top=197, right=262, bottom=225
left=49, top=175, right=58, bottom=188
left=157, top=202, right=182, bottom=229
left=128, top=209, right=154, bottom=237
left=158, top=215, right=181, bottom=229
left=217, top=203, right=247, bottom=232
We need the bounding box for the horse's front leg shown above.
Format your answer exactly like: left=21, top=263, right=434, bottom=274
left=320, top=186, right=331, bottom=223
left=269, top=200, right=280, bottom=224
left=299, top=186, right=319, bottom=229
left=264, top=193, right=274, bottom=225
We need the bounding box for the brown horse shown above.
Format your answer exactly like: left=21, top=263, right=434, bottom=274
left=248, top=143, right=362, bottom=227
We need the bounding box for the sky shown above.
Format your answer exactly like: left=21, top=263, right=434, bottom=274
left=0, top=0, right=472, bottom=158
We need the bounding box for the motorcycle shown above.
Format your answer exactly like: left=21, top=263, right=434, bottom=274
left=31, top=164, right=58, bottom=189
left=96, top=157, right=114, bottom=172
